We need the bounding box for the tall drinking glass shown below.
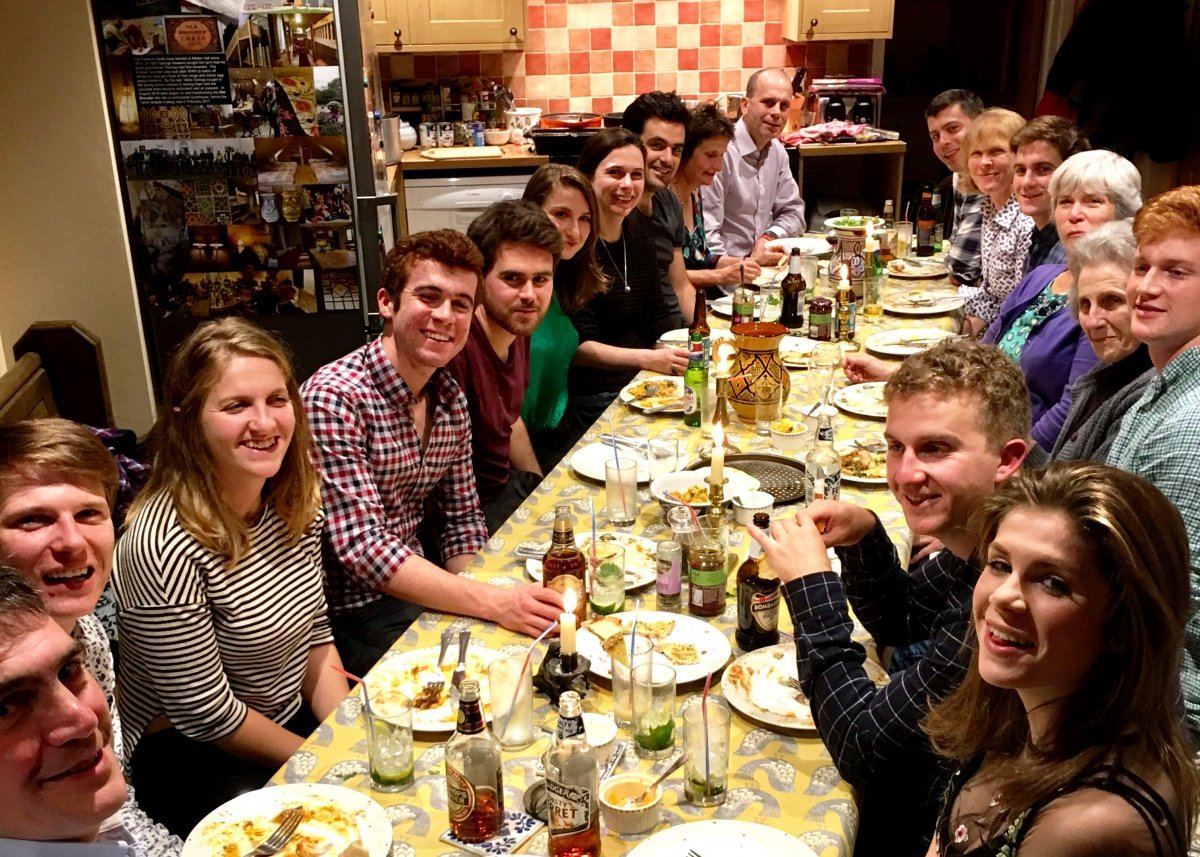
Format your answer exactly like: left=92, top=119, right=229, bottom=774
left=487, top=656, right=534, bottom=750
left=611, top=634, right=654, bottom=728
left=366, top=691, right=414, bottom=791
left=588, top=542, right=626, bottom=616
left=604, top=457, right=639, bottom=526
left=632, top=662, right=676, bottom=759
left=682, top=694, right=731, bottom=806
left=646, top=437, right=680, bottom=479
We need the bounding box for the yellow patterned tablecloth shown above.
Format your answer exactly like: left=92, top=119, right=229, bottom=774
left=271, top=276, right=958, bottom=857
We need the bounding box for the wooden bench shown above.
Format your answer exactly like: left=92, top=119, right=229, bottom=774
left=0, top=352, right=58, bottom=426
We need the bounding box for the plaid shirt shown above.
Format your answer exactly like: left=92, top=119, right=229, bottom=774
left=946, top=190, right=983, bottom=289
left=1023, top=221, right=1067, bottom=276
left=301, top=338, right=488, bottom=616
left=1107, top=346, right=1200, bottom=726
left=782, top=517, right=975, bottom=854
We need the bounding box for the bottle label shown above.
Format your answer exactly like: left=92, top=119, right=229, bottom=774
left=751, top=589, right=780, bottom=632
left=447, top=763, right=475, bottom=823
left=821, top=472, right=841, bottom=501
left=690, top=582, right=723, bottom=610
left=683, top=385, right=698, bottom=415
left=656, top=556, right=682, bottom=595
left=547, top=779, right=592, bottom=836
left=556, top=714, right=585, bottom=741
left=817, top=425, right=834, bottom=442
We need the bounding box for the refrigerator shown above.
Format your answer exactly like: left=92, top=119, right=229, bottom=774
left=90, top=0, right=393, bottom=390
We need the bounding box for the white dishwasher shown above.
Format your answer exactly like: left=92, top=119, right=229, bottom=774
left=404, top=173, right=532, bottom=234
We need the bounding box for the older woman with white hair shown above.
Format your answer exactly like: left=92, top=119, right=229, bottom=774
left=979, top=149, right=1143, bottom=448
left=1024, top=221, right=1153, bottom=465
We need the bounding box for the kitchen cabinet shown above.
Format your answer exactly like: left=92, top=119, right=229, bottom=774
left=372, top=0, right=526, bottom=52
left=789, top=141, right=906, bottom=222
left=783, top=0, right=894, bottom=41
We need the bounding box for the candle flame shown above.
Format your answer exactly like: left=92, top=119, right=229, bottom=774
left=840, top=262, right=849, bottom=281
left=563, top=588, right=577, bottom=614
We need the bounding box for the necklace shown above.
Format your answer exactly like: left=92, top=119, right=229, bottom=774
left=599, top=233, right=629, bottom=292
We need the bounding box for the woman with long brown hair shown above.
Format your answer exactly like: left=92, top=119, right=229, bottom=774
left=924, top=462, right=1196, bottom=855
left=114, top=316, right=347, bottom=836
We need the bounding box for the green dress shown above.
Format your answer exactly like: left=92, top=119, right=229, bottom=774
left=522, top=293, right=579, bottom=432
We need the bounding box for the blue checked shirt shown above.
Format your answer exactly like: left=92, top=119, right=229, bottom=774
left=946, top=190, right=983, bottom=289
left=1107, top=346, right=1200, bottom=725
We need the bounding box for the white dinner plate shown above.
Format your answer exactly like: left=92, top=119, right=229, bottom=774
left=368, top=644, right=498, bottom=731
left=881, top=288, right=963, bottom=315
left=524, top=531, right=659, bottom=591
left=837, top=441, right=888, bottom=485
left=779, top=334, right=817, bottom=367
left=864, top=327, right=957, bottom=358
left=627, top=819, right=818, bottom=857
left=618, top=375, right=685, bottom=413
left=650, top=467, right=760, bottom=509
left=887, top=257, right=950, bottom=279
left=709, top=295, right=734, bottom=317
left=577, top=609, right=732, bottom=683
left=833, top=381, right=888, bottom=420
left=183, top=783, right=392, bottom=857
left=657, top=327, right=734, bottom=347
left=571, top=442, right=650, bottom=483
left=722, top=642, right=888, bottom=733
left=765, top=234, right=834, bottom=257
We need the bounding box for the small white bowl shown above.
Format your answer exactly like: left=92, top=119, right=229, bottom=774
left=732, top=490, right=774, bottom=525
left=582, top=712, right=617, bottom=766
left=483, top=127, right=511, bottom=145
left=600, top=772, right=663, bottom=835
left=770, top=419, right=809, bottom=451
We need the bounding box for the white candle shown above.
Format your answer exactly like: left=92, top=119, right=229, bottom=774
left=560, top=589, right=577, bottom=656
left=840, top=262, right=850, bottom=288
left=711, top=422, right=725, bottom=485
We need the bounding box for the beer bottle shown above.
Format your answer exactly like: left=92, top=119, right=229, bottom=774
left=688, top=295, right=711, bottom=365
left=931, top=190, right=944, bottom=252
left=446, top=680, right=504, bottom=842
left=546, top=691, right=601, bottom=857
left=543, top=504, right=587, bottom=626
left=736, top=512, right=781, bottom=651
left=682, top=345, right=708, bottom=429
left=805, top=414, right=841, bottom=504
left=916, top=187, right=936, bottom=257
left=882, top=199, right=895, bottom=229
left=731, top=280, right=755, bottom=327
left=779, top=248, right=806, bottom=334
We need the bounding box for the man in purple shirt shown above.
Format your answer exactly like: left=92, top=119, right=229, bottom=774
left=302, top=230, right=563, bottom=674
left=451, top=201, right=561, bottom=533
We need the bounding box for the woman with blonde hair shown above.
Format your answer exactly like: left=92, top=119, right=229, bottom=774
left=925, top=462, right=1196, bottom=855
left=115, top=316, right=347, bottom=836
left=957, top=108, right=1033, bottom=333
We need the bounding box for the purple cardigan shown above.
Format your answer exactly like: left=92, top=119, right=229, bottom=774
left=983, top=263, right=1099, bottom=448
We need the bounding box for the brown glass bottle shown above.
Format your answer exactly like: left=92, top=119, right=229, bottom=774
left=779, top=247, right=806, bottom=333
left=446, top=680, right=504, bottom=842
left=916, top=187, right=936, bottom=257
left=543, top=503, right=587, bottom=625
left=689, top=291, right=711, bottom=363
left=736, top=512, right=781, bottom=651
left=547, top=692, right=601, bottom=857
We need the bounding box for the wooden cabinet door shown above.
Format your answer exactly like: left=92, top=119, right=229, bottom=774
left=784, top=0, right=894, bottom=40
left=407, top=0, right=526, bottom=48
left=370, top=0, right=409, bottom=50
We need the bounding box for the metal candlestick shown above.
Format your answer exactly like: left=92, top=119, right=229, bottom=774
left=705, top=476, right=729, bottom=535
left=533, top=640, right=591, bottom=707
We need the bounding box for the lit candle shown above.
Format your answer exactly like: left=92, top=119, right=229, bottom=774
left=711, top=422, right=725, bottom=485
left=840, top=262, right=850, bottom=288
left=560, top=589, right=577, bottom=656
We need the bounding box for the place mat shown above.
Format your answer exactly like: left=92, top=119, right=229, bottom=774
left=686, top=453, right=808, bottom=505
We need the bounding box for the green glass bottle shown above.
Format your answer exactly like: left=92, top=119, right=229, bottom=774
left=682, top=344, right=708, bottom=428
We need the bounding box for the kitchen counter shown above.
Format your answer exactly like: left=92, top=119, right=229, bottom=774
left=789, top=139, right=907, bottom=216
left=395, top=145, right=548, bottom=173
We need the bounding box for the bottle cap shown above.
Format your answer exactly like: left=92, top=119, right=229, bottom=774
left=752, top=512, right=771, bottom=528
left=459, top=680, right=480, bottom=701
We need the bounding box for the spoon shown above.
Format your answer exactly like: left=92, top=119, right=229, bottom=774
left=622, top=754, right=688, bottom=808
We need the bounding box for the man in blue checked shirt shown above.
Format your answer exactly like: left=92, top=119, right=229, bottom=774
left=749, top=340, right=1030, bottom=857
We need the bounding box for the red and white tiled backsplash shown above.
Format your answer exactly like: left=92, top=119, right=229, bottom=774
left=382, top=0, right=872, bottom=115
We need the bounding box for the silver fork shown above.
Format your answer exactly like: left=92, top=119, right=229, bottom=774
left=423, top=629, right=455, bottom=697
left=778, top=675, right=802, bottom=692
left=242, top=806, right=303, bottom=857
left=448, top=630, right=471, bottom=707
left=687, top=849, right=706, bottom=857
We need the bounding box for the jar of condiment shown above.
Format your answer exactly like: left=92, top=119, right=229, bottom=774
left=808, top=297, right=833, bottom=341
left=687, top=539, right=727, bottom=618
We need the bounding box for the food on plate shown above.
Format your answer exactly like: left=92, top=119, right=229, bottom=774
left=725, top=655, right=810, bottom=723
left=368, top=648, right=492, bottom=721
left=781, top=350, right=812, bottom=364
left=666, top=484, right=710, bottom=505
left=770, top=417, right=805, bottom=434
left=634, top=394, right=684, bottom=410
left=196, top=802, right=366, bottom=857
left=841, top=447, right=887, bottom=479
left=585, top=616, right=676, bottom=644
left=340, top=843, right=370, bottom=857
left=638, top=619, right=676, bottom=640
left=627, top=378, right=680, bottom=400
left=585, top=615, right=626, bottom=643
left=657, top=641, right=700, bottom=665
left=602, top=633, right=631, bottom=665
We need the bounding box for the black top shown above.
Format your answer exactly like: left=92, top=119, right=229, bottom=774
left=650, top=188, right=686, bottom=327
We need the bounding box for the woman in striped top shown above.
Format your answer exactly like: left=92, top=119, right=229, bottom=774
left=114, top=317, right=348, bottom=836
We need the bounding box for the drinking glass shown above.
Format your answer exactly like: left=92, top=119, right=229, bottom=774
left=632, top=662, right=677, bottom=758
left=682, top=695, right=731, bottom=806
left=754, top=379, right=782, bottom=435
left=759, top=278, right=781, bottom=322
left=611, top=634, right=654, bottom=728
left=646, top=437, right=680, bottom=479
left=895, top=221, right=913, bottom=258
left=487, top=656, right=534, bottom=750
left=366, top=690, right=414, bottom=791
left=604, top=457, right=639, bottom=526
left=588, top=542, right=626, bottom=616
left=862, top=271, right=885, bottom=319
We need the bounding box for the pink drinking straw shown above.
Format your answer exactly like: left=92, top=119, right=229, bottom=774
left=331, top=664, right=378, bottom=740
left=701, top=669, right=714, bottom=800
left=501, top=618, right=560, bottom=743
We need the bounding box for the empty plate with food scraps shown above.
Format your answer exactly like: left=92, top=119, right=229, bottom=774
left=880, top=288, right=964, bottom=315
left=525, top=532, right=658, bottom=591
left=577, top=610, right=732, bottom=684
left=886, top=257, right=950, bottom=279
left=650, top=467, right=760, bottom=509
left=368, top=644, right=498, bottom=731
left=619, top=375, right=685, bottom=413
left=838, top=440, right=888, bottom=485
left=780, top=335, right=818, bottom=367
left=182, top=783, right=392, bottom=857
left=722, top=642, right=889, bottom=732
left=658, top=327, right=734, bottom=347
left=832, top=381, right=888, bottom=419
left=864, top=327, right=957, bottom=358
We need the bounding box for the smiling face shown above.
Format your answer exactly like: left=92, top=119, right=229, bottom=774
left=1128, top=232, right=1200, bottom=369
left=974, top=507, right=1110, bottom=715
left=591, top=145, right=645, bottom=221
left=200, top=355, right=296, bottom=502
left=927, top=103, right=972, bottom=172
left=378, top=258, right=477, bottom=381
left=540, top=185, right=591, bottom=260
left=0, top=615, right=126, bottom=842
left=640, top=117, right=686, bottom=194
left=0, top=484, right=114, bottom=630
left=680, top=135, right=731, bottom=188
left=885, top=392, right=1023, bottom=556
left=1012, top=140, right=1062, bottom=228
left=967, top=135, right=1016, bottom=204
left=1075, top=261, right=1138, bottom=364
left=743, top=71, right=792, bottom=148
left=1054, top=186, right=1117, bottom=246
left=478, top=242, right=555, bottom=338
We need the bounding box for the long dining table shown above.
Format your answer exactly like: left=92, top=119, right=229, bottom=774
left=268, top=263, right=961, bottom=857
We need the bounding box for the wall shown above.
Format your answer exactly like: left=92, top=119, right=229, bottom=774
left=0, top=1, right=157, bottom=432
left=382, top=0, right=874, bottom=113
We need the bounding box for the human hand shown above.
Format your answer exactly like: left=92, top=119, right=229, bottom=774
left=960, top=314, right=986, bottom=338
left=910, top=535, right=945, bottom=564
left=747, top=512, right=832, bottom=584
left=722, top=258, right=763, bottom=285
left=804, top=499, right=878, bottom=547
left=493, top=583, right=565, bottom=637
left=842, top=352, right=894, bottom=384
left=643, top=346, right=691, bottom=376
left=751, top=236, right=785, bottom=267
